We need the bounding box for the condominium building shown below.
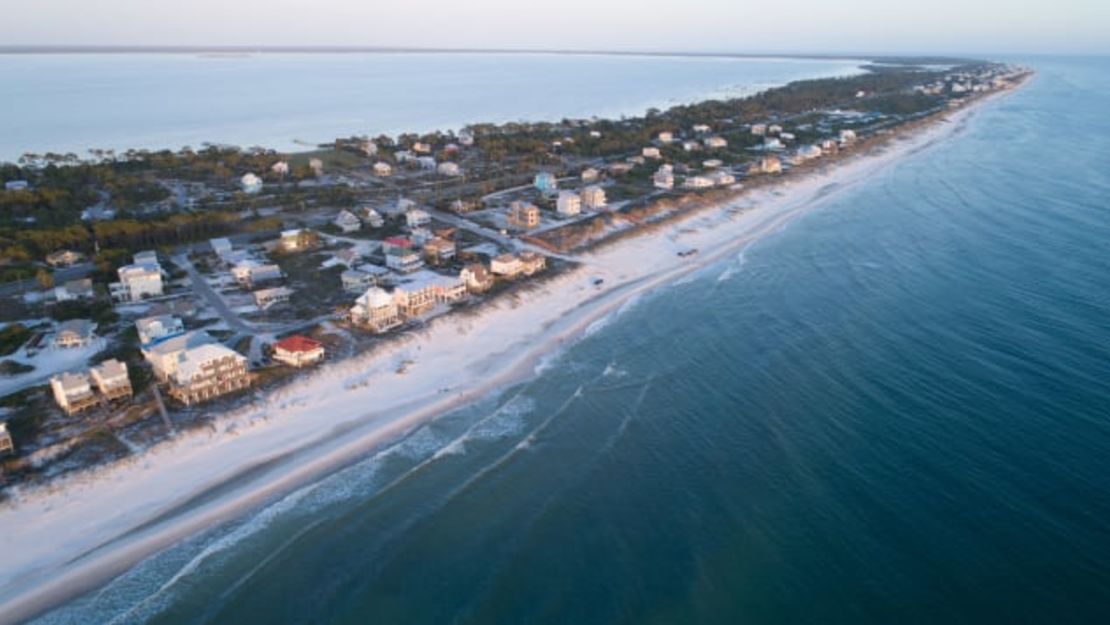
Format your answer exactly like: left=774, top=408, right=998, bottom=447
left=166, top=344, right=251, bottom=406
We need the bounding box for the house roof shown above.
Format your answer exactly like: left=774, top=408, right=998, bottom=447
left=144, top=330, right=214, bottom=357
left=52, top=371, right=91, bottom=392
left=91, top=358, right=128, bottom=380
left=57, top=318, right=94, bottom=338
left=274, top=335, right=322, bottom=353
left=357, top=287, right=394, bottom=309
left=175, top=344, right=245, bottom=382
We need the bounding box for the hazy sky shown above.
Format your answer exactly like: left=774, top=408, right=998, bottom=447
left=3, top=0, right=1108, bottom=55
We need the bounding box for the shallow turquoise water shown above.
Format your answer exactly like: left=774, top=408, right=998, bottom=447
left=34, top=56, right=1110, bottom=624
left=0, top=53, right=862, bottom=161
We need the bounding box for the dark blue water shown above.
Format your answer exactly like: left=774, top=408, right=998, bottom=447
left=37, top=57, right=1110, bottom=624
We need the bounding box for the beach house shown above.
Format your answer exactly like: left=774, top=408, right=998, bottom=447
left=142, top=330, right=216, bottom=382
left=90, top=359, right=132, bottom=402
left=491, top=253, right=524, bottom=278
left=449, top=199, right=476, bottom=214
left=0, top=423, right=12, bottom=456
left=110, top=254, right=163, bottom=302
left=684, top=176, right=714, bottom=189
left=534, top=172, right=558, bottom=194
left=279, top=229, right=320, bottom=253
left=794, top=144, right=823, bottom=164
left=253, top=286, right=293, bottom=310
left=460, top=263, right=494, bottom=293
left=53, top=319, right=96, bottom=349
left=272, top=335, right=325, bottom=368
left=437, top=162, right=462, bottom=177
left=342, top=268, right=378, bottom=293
left=209, top=237, right=233, bottom=259
left=839, top=129, right=858, bottom=146
left=751, top=155, right=783, bottom=174
left=136, top=314, right=185, bottom=345
left=240, top=173, right=263, bottom=194
left=350, top=287, right=402, bottom=333
left=392, top=271, right=467, bottom=317
left=45, top=249, right=85, bottom=267
left=508, top=201, right=542, bottom=230
left=580, top=185, right=607, bottom=210
left=384, top=238, right=425, bottom=273
left=362, top=207, right=385, bottom=228
left=557, top=191, right=582, bottom=217
left=54, top=278, right=94, bottom=302
left=165, top=344, right=252, bottom=406
left=406, top=208, right=431, bottom=229
left=333, top=209, right=362, bottom=233
left=51, top=371, right=98, bottom=415
left=519, top=252, right=547, bottom=276
left=708, top=171, right=737, bottom=186
left=423, top=238, right=457, bottom=265
left=232, top=261, right=283, bottom=289
left=654, top=165, right=675, bottom=190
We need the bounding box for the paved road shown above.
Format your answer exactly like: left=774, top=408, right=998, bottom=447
left=176, top=255, right=255, bottom=335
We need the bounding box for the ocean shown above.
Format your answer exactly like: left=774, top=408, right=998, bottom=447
left=31, top=56, right=1110, bottom=624
left=0, top=52, right=862, bottom=162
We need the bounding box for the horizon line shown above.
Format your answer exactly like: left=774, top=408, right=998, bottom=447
left=0, top=44, right=984, bottom=64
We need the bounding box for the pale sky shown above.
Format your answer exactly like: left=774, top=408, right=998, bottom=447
left=2, top=0, right=1108, bottom=55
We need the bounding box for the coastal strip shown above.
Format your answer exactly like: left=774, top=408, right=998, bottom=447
left=0, top=83, right=1022, bottom=625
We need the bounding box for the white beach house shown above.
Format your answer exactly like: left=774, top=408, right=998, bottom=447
left=333, top=209, right=362, bottom=233
left=556, top=191, right=582, bottom=217
left=580, top=185, right=607, bottom=210
left=240, top=173, right=263, bottom=194
left=136, top=314, right=185, bottom=345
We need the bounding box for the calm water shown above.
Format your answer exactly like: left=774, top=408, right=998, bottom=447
left=0, top=53, right=862, bottom=162
left=36, top=56, right=1110, bottom=624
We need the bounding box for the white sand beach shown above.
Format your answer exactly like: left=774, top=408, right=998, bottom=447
left=0, top=92, right=1009, bottom=624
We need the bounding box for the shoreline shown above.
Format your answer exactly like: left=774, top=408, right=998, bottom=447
left=0, top=85, right=1019, bottom=624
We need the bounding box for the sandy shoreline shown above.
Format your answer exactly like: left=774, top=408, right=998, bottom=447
left=0, top=88, right=1016, bottom=624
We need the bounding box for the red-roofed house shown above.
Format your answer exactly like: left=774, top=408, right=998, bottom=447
left=272, top=335, right=325, bottom=368
left=382, top=237, right=413, bottom=253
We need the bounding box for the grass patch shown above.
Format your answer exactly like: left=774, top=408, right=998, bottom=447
left=0, top=359, right=34, bottom=376
left=0, top=323, right=31, bottom=356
